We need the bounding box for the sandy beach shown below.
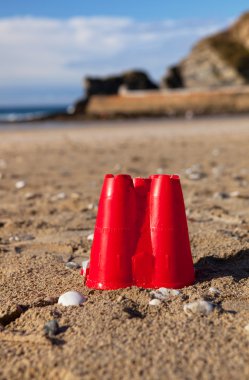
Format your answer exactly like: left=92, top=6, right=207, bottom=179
left=0, top=117, right=249, bottom=380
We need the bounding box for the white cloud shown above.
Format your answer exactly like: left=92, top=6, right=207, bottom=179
left=0, top=16, right=229, bottom=103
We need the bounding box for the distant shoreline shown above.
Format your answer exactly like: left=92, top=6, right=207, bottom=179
left=2, top=86, right=249, bottom=124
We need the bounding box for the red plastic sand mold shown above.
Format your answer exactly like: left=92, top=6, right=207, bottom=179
left=84, top=174, right=195, bottom=290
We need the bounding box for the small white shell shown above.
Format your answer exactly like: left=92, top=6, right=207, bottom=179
left=149, top=299, right=162, bottom=306
left=58, top=291, right=86, bottom=306
left=15, top=180, right=26, bottom=189
left=184, top=300, right=214, bottom=316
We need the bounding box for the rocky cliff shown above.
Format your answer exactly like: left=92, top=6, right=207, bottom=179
left=162, top=12, right=249, bottom=88
left=84, top=70, right=158, bottom=98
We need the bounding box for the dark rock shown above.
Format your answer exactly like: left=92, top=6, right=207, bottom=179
left=123, top=306, right=144, bottom=319
left=84, top=76, right=123, bottom=97
left=122, top=70, right=158, bottom=91
left=84, top=70, right=158, bottom=98
left=161, top=66, right=184, bottom=89
left=44, top=319, right=60, bottom=337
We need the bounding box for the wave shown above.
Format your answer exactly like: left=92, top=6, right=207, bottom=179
left=0, top=105, right=68, bottom=122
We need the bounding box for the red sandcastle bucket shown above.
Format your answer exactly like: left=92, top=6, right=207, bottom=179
left=85, top=174, right=195, bottom=290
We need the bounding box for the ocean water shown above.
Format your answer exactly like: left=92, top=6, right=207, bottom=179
left=0, top=105, right=69, bottom=122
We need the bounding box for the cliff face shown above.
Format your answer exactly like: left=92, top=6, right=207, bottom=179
left=162, top=12, right=249, bottom=88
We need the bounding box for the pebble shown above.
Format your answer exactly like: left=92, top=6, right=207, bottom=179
left=150, top=288, right=180, bottom=301
left=44, top=320, right=60, bottom=337
left=51, top=192, right=67, bottom=201
left=9, top=234, right=34, bottom=242
left=230, top=191, right=240, bottom=198
left=185, top=164, right=205, bottom=181
left=184, top=300, right=214, bottom=316
left=58, top=291, right=86, bottom=306
left=117, top=295, right=124, bottom=302
left=25, top=192, right=40, bottom=200
left=65, top=262, right=81, bottom=270
left=87, top=233, right=94, bottom=241
left=208, top=287, right=221, bottom=296
left=149, top=299, right=162, bottom=306
left=15, top=180, right=26, bottom=189
left=212, top=165, right=224, bottom=177
left=244, top=324, right=249, bottom=333
left=70, top=192, right=80, bottom=200
left=213, top=192, right=230, bottom=200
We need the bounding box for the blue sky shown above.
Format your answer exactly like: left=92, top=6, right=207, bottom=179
left=0, top=1, right=248, bottom=106
left=1, top=1, right=249, bottom=21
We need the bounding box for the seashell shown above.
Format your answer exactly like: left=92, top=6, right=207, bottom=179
left=15, top=180, right=26, bottom=189
left=149, top=299, right=162, bottom=306
left=58, top=291, right=86, bottom=306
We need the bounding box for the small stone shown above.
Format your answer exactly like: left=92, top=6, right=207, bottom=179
left=150, top=288, right=180, bottom=301
left=212, top=165, right=224, bottom=177
left=213, top=192, right=230, bottom=200
left=208, top=287, right=221, bottom=296
left=87, top=233, right=94, bottom=241
left=230, top=191, right=240, bottom=198
left=87, top=203, right=94, bottom=210
left=70, top=192, right=80, bottom=200
left=185, top=164, right=205, bottom=181
left=25, top=192, right=40, bottom=200
left=44, top=319, right=60, bottom=337
left=159, top=288, right=180, bottom=296
left=244, top=324, right=249, bottom=333
left=65, top=262, right=81, bottom=270
left=117, top=295, right=124, bottom=302
left=184, top=300, right=214, bottom=316
left=9, top=234, right=34, bottom=242
left=43, top=296, right=58, bottom=305
left=15, top=180, right=26, bottom=189
left=149, top=299, right=162, bottom=306
left=58, top=291, right=86, bottom=306
left=51, top=192, right=66, bottom=201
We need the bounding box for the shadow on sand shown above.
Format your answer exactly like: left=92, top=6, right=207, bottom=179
left=195, top=248, right=249, bottom=283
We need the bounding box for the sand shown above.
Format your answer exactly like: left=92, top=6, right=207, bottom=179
left=0, top=117, right=248, bottom=380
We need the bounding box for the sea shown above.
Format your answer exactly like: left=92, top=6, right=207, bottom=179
left=0, top=105, right=69, bottom=122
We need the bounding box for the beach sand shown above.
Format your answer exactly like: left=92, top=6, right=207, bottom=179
left=0, top=117, right=248, bottom=380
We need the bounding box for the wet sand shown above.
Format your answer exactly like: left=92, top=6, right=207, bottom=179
left=0, top=117, right=249, bottom=380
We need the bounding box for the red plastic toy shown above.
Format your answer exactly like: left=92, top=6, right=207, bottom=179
left=85, top=174, right=195, bottom=290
